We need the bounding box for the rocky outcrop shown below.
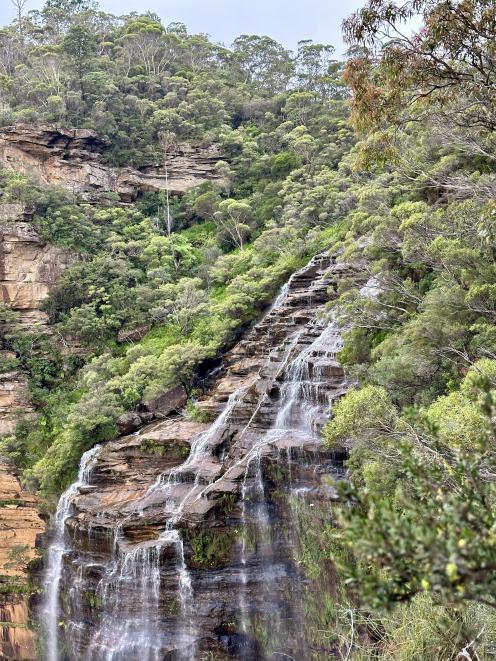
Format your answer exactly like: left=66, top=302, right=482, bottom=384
left=0, top=203, right=76, bottom=437
left=0, top=204, right=75, bottom=327
left=47, top=254, right=364, bottom=660
left=0, top=121, right=227, bottom=435
left=0, top=123, right=227, bottom=660
left=0, top=201, right=72, bottom=657
left=0, top=124, right=227, bottom=202
left=0, top=460, right=45, bottom=661
left=0, top=365, right=35, bottom=437
left=141, top=384, right=188, bottom=419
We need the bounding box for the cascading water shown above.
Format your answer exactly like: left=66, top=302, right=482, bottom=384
left=82, top=389, right=244, bottom=660
left=274, top=318, right=342, bottom=434
left=83, top=528, right=194, bottom=661
left=41, top=252, right=358, bottom=660
left=42, top=445, right=101, bottom=661
left=233, top=311, right=344, bottom=657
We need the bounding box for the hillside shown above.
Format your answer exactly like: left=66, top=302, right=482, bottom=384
left=0, top=0, right=496, bottom=659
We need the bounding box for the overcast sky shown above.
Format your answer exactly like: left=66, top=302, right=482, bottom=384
left=0, top=0, right=366, bottom=55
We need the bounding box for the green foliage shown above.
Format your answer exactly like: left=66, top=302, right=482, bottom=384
left=4, top=4, right=496, bottom=659
left=284, top=5, right=496, bottom=658
left=334, top=384, right=496, bottom=612
left=186, top=528, right=236, bottom=568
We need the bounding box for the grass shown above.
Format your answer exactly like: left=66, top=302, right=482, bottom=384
left=139, top=323, right=183, bottom=355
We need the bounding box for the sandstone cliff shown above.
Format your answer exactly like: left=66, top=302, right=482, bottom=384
left=0, top=204, right=75, bottom=328
left=0, top=202, right=71, bottom=660
left=0, top=124, right=227, bottom=202
left=0, top=203, right=75, bottom=437
left=0, top=460, right=45, bottom=661
left=0, top=124, right=229, bottom=660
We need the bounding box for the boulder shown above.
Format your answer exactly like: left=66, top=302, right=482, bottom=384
left=116, top=412, right=142, bottom=435
left=117, top=324, right=151, bottom=344
left=142, top=385, right=187, bottom=418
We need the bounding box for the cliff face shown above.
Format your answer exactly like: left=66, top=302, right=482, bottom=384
left=0, top=121, right=227, bottom=431
left=0, top=460, right=45, bottom=661
left=0, top=366, right=34, bottom=439
left=0, top=204, right=75, bottom=328
left=0, top=203, right=75, bottom=437
left=47, top=254, right=362, bottom=660
left=0, top=201, right=71, bottom=659
left=0, top=124, right=227, bottom=202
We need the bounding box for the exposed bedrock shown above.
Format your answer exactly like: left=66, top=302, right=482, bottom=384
left=0, top=459, right=45, bottom=661
left=43, top=253, right=364, bottom=660
left=0, top=200, right=71, bottom=657
left=0, top=203, right=76, bottom=437
left=0, top=124, right=227, bottom=202
left=0, top=124, right=230, bottom=660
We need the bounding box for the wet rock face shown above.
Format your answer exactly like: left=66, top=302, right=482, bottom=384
left=49, top=254, right=363, bottom=660
left=0, top=460, right=45, bottom=661
left=0, top=124, right=227, bottom=201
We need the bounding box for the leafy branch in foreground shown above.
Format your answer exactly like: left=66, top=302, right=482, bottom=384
left=328, top=374, right=496, bottom=613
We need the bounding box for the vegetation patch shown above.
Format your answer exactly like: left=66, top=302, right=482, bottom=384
left=186, top=528, right=236, bottom=569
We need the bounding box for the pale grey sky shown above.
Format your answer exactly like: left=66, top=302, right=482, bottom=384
left=0, top=0, right=366, bottom=55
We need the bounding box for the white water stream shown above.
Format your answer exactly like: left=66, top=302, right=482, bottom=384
left=235, top=316, right=343, bottom=652
left=82, top=389, right=244, bottom=661
left=42, top=445, right=101, bottom=661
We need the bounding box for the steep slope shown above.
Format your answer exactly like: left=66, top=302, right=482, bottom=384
left=42, top=253, right=363, bottom=660
left=0, top=127, right=232, bottom=660
left=0, top=201, right=72, bottom=659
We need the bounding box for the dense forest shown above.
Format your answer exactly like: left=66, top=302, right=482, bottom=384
left=1, top=0, right=496, bottom=659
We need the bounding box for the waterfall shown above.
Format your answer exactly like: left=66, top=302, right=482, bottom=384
left=234, top=313, right=344, bottom=656
left=83, top=527, right=194, bottom=661
left=42, top=445, right=101, bottom=661
left=80, top=387, right=246, bottom=661
left=85, top=541, right=164, bottom=661
left=41, top=252, right=354, bottom=659
left=157, top=386, right=245, bottom=497
left=274, top=318, right=342, bottom=435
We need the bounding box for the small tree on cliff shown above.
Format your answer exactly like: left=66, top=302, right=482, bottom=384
left=214, top=199, right=255, bottom=250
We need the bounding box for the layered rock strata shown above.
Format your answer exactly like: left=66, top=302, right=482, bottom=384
left=0, top=203, right=76, bottom=437
left=0, top=124, right=226, bottom=201
left=0, top=124, right=228, bottom=660
left=0, top=460, right=45, bottom=661
left=45, top=253, right=363, bottom=660
left=0, top=203, right=75, bottom=328
left=0, top=200, right=72, bottom=657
